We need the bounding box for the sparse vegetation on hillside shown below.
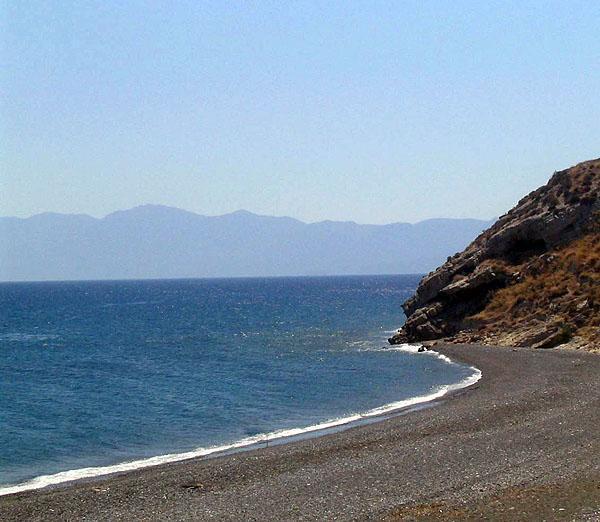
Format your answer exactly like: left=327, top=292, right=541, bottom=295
left=471, top=232, right=600, bottom=350
left=391, top=158, right=600, bottom=351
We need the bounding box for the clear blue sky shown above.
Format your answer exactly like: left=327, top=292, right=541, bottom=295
left=2, top=1, right=599, bottom=223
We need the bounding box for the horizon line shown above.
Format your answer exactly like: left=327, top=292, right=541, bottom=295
left=0, top=273, right=428, bottom=285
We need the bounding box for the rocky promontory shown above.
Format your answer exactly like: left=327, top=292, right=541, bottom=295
left=390, top=158, right=600, bottom=351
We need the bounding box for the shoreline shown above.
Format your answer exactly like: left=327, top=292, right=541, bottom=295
left=0, top=344, right=481, bottom=497
left=1, top=344, right=599, bottom=520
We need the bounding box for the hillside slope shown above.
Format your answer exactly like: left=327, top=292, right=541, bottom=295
left=390, top=158, right=600, bottom=351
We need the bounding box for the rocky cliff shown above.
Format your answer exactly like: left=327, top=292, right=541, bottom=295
left=390, top=158, right=600, bottom=351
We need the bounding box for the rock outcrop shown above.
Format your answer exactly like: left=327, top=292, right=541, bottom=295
left=390, top=158, right=600, bottom=351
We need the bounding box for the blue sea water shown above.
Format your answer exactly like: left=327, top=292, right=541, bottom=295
left=0, top=275, right=477, bottom=492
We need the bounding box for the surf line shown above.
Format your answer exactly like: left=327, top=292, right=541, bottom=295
left=0, top=345, right=481, bottom=496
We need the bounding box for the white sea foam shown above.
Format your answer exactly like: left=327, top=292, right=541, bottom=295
left=0, top=333, right=60, bottom=343
left=0, top=345, right=481, bottom=497
left=387, top=343, right=455, bottom=364
left=358, top=342, right=456, bottom=364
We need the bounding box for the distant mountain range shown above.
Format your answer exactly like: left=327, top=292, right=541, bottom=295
left=1, top=205, right=493, bottom=281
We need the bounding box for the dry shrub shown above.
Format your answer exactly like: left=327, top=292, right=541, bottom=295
left=472, top=232, right=600, bottom=343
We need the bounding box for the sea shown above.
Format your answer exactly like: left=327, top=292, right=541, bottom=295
left=0, top=275, right=480, bottom=494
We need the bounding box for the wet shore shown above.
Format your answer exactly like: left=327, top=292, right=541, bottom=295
left=1, top=344, right=598, bottom=520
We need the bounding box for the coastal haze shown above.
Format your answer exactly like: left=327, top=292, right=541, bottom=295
left=2, top=1, right=599, bottom=519
left=0, top=206, right=491, bottom=281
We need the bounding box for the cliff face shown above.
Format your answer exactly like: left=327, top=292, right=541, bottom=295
left=390, top=158, right=600, bottom=351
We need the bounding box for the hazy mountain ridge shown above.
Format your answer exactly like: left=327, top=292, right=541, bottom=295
left=1, top=206, right=492, bottom=282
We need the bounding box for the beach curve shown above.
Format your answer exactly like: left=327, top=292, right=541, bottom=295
left=1, top=343, right=598, bottom=521
left=0, top=344, right=480, bottom=497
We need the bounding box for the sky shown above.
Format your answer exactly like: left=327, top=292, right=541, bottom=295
left=1, top=1, right=599, bottom=224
